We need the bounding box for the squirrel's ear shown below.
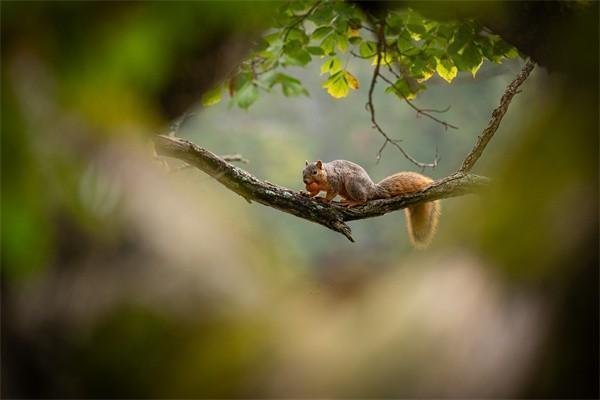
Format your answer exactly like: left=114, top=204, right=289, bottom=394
left=305, top=160, right=309, bottom=166
left=316, top=160, right=323, bottom=169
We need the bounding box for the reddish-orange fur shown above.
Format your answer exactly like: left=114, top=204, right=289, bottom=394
left=378, top=172, right=441, bottom=248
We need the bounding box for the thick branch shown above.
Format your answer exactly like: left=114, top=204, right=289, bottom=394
left=154, top=135, right=489, bottom=242
left=458, top=60, right=535, bottom=173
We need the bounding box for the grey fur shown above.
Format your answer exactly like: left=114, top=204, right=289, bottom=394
left=304, top=160, right=389, bottom=200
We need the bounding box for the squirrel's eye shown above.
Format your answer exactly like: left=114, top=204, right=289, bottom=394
left=312, top=171, right=317, bottom=175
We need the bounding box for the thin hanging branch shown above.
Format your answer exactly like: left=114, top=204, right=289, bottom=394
left=154, top=135, right=489, bottom=242
left=365, top=23, right=438, bottom=168
left=459, top=60, right=535, bottom=173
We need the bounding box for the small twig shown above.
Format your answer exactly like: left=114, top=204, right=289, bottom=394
left=403, top=97, right=458, bottom=130
left=382, top=60, right=458, bottom=129
left=418, top=105, right=451, bottom=114
left=459, top=60, right=535, bottom=173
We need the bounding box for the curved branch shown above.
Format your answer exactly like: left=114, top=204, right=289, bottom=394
left=459, top=60, right=535, bottom=173
left=154, top=135, right=489, bottom=242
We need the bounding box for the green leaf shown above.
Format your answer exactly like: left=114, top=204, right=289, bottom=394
left=231, top=72, right=252, bottom=94
left=235, top=82, right=259, bottom=109
left=333, top=19, right=348, bottom=36
left=321, top=34, right=336, bottom=55
left=271, top=73, right=309, bottom=97
left=406, top=12, right=427, bottom=37
left=436, top=24, right=454, bottom=39
left=201, top=85, right=222, bottom=106
left=425, top=47, right=445, bottom=58
left=348, top=36, right=362, bottom=45
left=307, top=4, right=334, bottom=25
left=283, top=40, right=312, bottom=66
left=287, top=49, right=312, bottom=66
left=448, top=25, right=471, bottom=55
left=359, top=41, right=376, bottom=58
left=407, top=23, right=426, bottom=36
left=461, top=44, right=483, bottom=76
left=385, top=78, right=418, bottom=100
left=286, top=28, right=309, bottom=44
left=436, top=57, right=457, bottom=83
left=450, top=52, right=468, bottom=71
left=312, top=26, right=333, bottom=40
left=306, top=46, right=325, bottom=55
left=336, top=34, right=349, bottom=53
left=386, top=12, right=405, bottom=34
left=397, top=36, right=413, bottom=52
left=263, top=32, right=281, bottom=45
left=504, top=46, right=519, bottom=58
left=410, top=55, right=436, bottom=82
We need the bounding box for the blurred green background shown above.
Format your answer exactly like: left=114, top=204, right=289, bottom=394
left=2, top=1, right=598, bottom=398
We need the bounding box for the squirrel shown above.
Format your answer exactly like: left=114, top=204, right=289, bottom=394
left=302, top=160, right=441, bottom=249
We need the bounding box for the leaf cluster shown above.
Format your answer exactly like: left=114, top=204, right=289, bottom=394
left=202, top=0, right=519, bottom=109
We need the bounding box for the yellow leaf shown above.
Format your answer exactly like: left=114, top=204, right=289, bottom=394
left=322, top=74, right=349, bottom=98
left=416, top=70, right=434, bottom=83
left=344, top=71, right=360, bottom=90
left=436, top=59, right=457, bottom=83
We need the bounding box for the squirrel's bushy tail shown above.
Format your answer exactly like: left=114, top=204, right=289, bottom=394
left=377, top=172, right=441, bottom=249
left=405, top=201, right=440, bottom=249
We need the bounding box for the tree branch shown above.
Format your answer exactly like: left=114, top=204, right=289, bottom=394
left=458, top=60, right=535, bottom=173
left=154, top=135, right=489, bottom=242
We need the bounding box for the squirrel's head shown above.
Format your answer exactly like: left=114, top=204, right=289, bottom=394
left=303, top=160, right=327, bottom=187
